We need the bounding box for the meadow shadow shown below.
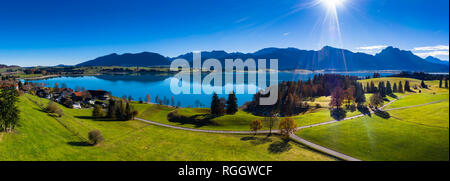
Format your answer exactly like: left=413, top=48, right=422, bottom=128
left=357, top=106, right=371, bottom=116
left=74, top=116, right=127, bottom=122
left=240, top=136, right=272, bottom=145
left=167, top=112, right=219, bottom=128
left=330, top=108, right=347, bottom=120
left=374, top=110, right=391, bottom=119
left=67, top=141, right=91, bottom=146
left=268, top=140, right=291, bottom=154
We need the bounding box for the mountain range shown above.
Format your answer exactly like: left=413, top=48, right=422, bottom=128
left=76, top=46, right=449, bottom=72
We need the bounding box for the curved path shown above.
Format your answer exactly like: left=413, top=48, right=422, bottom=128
left=135, top=93, right=446, bottom=161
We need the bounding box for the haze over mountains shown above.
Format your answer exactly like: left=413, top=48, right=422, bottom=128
left=76, top=46, right=449, bottom=72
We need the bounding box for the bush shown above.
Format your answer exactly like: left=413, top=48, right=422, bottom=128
left=46, top=101, right=59, bottom=113
left=54, top=108, right=64, bottom=117
left=88, top=130, right=104, bottom=145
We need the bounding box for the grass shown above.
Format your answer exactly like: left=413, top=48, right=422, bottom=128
left=385, top=93, right=448, bottom=109
left=296, top=89, right=449, bottom=161
left=388, top=100, right=449, bottom=128
left=135, top=102, right=366, bottom=131
left=297, top=79, right=449, bottom=161
left=297, top=115, right=449, bottom=161
left=0, top=94, right=335, bottom=161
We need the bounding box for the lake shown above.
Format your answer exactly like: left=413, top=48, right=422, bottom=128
left=27, top=72, right=393, bottom=107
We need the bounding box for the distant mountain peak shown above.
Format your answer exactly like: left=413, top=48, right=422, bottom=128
left=76, top=46, right=449, bottom=72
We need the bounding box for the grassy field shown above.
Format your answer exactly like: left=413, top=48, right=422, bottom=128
left=135, top=102, right=366, bottom=131
left=297, top=115, right=449, bottom=161
left=0, top=94, right=335, bottom=161
left=297, top=77, right=449, bottom=161
left=388, top=100, right=449, bottom=128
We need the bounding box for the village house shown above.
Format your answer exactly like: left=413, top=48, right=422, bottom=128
left=88, top=90, right=110, bottom=100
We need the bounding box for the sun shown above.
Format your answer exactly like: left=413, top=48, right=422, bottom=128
left=321, top=0, right=345, bottom=9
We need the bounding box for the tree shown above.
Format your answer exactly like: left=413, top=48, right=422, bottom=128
left=369, top=93, right=384, bottom=109
left=378, top=82, right=386, bottom=97
left=386, top=81, right=392, bottom=95
left=393, top=83, right=398, bottom=93
left=210, top=92, right=220, bottom=115
left=370, top=81, right=376, bottom=93
left=329, top=87, right=344, bottom=108
left=218, top=98, right=226, bottom=115
left=343, top=86, right=355, bottom=107
left=250, top=119, right=263, bottom=136
left=404, top=81, right=411, bottom=92
left=92, top=105, right=105, bottom=118
left=278, top=118, right=297, bottom=139
left=0, top=87, right=20, bottom=132
left=420, top=80, right=427, bottom=89
left=88, top=130, right=104, bottom=145
left=226, top=91, right=238, bottom=114
left=439, top=77, right=443, bottom=88
left=355, top=83, right=366, bottom=106
left=107, top=99, right=117, bottom=120
left=445, top=78, right=448, bottom=88
left=398, top=81, right=404, bottom=93
left=265, top=112, right=278, bottom=136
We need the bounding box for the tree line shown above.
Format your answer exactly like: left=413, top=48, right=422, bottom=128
left=244, top=74, right=364, bottom=116
left=92, top=98, right=138, bottom=121
left=210, top=91, right=238, bottom=115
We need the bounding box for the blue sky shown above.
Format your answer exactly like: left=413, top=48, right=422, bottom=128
left=0, top=0, right=448, bottom=66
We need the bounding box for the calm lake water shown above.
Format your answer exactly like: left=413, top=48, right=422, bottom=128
left=27, top=72, right=393, bottom=107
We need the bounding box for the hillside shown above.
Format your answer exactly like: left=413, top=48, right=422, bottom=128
left=0, top=94, right=334, bottom=161
left=425, top=56, right=449, bottom=66
left=77, top=52, right=170, bottom=67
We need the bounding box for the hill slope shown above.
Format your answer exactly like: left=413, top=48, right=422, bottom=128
left=77, top=52, right=170, bottom=67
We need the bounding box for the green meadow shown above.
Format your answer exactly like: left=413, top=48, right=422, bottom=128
left=0, top=94, right=335, bottom=161
left=297, top=77, right=449, bottom=161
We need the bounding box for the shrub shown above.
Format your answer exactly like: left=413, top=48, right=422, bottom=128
left=54, top=108, right=64, bottom=117
left=46, top=101, right=59, bottom=113
left=88, top=130, right=104, bottom=145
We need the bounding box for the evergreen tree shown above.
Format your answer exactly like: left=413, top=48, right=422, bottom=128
left=420, top=80, right=427, bottom=89
left=0, top=87, right=20, bottom=132
left=445, top=78, right=449, bottom=88
left=386, top=81, right=392, bottom=95
left=398, top=81, right=404, bottom=93
left=370, top=81, right=376, bottom=93
left=378, top=82, right=386, bottom=97
left=92, top=105, right=105, bottom=118
left=439, top=77, right=443, bottom=88
left=355, top=83, right=366, bottom=106
left=404, top=81, right=411, bottom=92
left=226, top=91, right=238, bottom=114
left=125, top=102, right=132, bottom=120
left=210, top=92, right=220, bottom=115
left=393, top=83, right=398, bottom=93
